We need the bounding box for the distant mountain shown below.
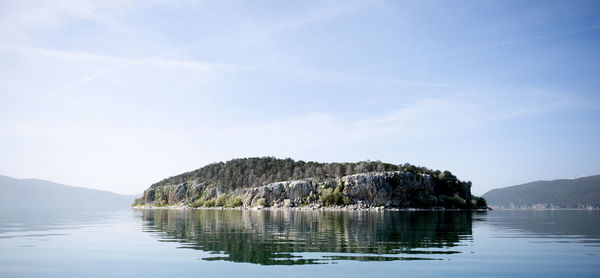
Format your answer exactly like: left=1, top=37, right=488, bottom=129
left=0, top=175, right=135, bottom=209
left=482, top=175, right=600, bottom=209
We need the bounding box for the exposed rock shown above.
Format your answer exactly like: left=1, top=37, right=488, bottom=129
left=138, top=171, right=479, bottom=209
left=143, top=188, right=155, bottom=203
left=343, top=171, right=435, bottom=207
left=283, top=199, right=294, bottom=207
left=286, top=180, right=315, bottom=203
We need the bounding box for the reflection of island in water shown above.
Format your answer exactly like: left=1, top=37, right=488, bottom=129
left=139, top=209, right=478, bottom=265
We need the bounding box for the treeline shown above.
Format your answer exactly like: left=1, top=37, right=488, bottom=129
left=144, top=157, right=487, bottom=209
left=152, top=157, right=397, bottom=190
left=151, top=157, right=471, bottom=195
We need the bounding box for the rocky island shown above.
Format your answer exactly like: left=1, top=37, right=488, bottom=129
left=134, top=157, right=488, bottom=210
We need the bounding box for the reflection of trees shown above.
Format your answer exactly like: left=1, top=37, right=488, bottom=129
left=140, top=209, right=474, bottom=265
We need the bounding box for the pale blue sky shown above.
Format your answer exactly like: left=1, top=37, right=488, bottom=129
left=1, top=0, right=599, bottom=195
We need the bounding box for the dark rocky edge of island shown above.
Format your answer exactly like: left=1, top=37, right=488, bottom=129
left=133, top=157, right=488, bottom=210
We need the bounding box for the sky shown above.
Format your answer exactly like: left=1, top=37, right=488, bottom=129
left=1, top=0, right=599, bottom=195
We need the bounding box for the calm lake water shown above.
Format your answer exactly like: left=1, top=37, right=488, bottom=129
left=0, top=208, right=599, bottom=277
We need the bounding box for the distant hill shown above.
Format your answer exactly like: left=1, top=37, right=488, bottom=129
left=482, top=175, right=600, bottom=209
left=0, top=175, right=135, bottom=209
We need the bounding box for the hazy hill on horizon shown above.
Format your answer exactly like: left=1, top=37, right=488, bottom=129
left=483, top=175, right=600, bottom=209
left=0, top=175, right=135, bottom=209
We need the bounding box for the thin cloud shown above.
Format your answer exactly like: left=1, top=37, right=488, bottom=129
left=216, top=91, right=587, bottom=154
left=1, top=42, right=243, bottom=70
left=253, top=0, right=377, bottom=39
left=0, top=0, right=177, bottom=41
left=417, top=25, right=600, bottom=63
left=266, top=66, right=469, bottom=89
left=28, top=44, right=227, bottom=102
left=0, top=43, right=127, bottom=64
left=26, top=0, right=379, bottom=100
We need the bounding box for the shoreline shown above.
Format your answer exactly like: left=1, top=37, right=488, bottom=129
left=131, top=205, right=491, bottom=212
left=486, top=207, right=600, bottom=211
left=131, top=205, right=600, bottom=211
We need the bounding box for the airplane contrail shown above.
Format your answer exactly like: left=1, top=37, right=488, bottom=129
left=32, top=0, right=377, bottom=102
left=33, top=45, right=193, bottom=102
left=416, top=25, right=600, bottom=63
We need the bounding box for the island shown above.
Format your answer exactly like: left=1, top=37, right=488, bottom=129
left=133, top=157, right=488, bottom=210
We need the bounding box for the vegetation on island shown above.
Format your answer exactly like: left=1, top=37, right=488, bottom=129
left=149, top=157, right=401, bottom=190
left=188, top=194, right=244, bottom=208
left=135, top=157, right=487, bottom=209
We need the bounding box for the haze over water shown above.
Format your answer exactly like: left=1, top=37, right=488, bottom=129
left=1, top=209, right=598, bottom=277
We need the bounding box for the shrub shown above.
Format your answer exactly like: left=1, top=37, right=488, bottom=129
left=190, top=198, right=205, bottom=208
left=131, top=198, right=144, bottom=206
left=227, top=195, right=243, bottom=207
left=427, top=196, right=439, bottom=207
left=256, top=198, right=266, bottom=207
left=438, top=195, right=467, bottom=208
left=452, top=195, right=467, bottom=207
left=320, top=188, right=334, bottom=206
left=216, top=194, right=228, bottom=207
left=333, top=184, right=350, bottom=205
left=333, top=186, right=342, bottom=205
left=472, top=196, right=487, bottom=208
left=204, top=198, right=216, bottom=207
left=320, top=185, right=350, bottom=206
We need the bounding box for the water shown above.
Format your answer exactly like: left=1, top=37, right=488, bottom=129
left=0, top=209, right=598, bottom=277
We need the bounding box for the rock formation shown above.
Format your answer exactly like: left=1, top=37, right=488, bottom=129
left=137, top=171, right=482, bottom=209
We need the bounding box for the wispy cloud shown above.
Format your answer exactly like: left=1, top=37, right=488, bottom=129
left=225, top=89, right=593, bottom=158
left=13, top=0, right=379, bottom=100
left=417, top=24, right=600, bottom=63
left=1, top=42, right=242, bottom=71
left=40, top=45, right=185, bottom=97
left=9, top=44, right=235, bottom=102
left=252, top=0, right=377, bottom=39
left=0, top=43, right=127, bottom=64
left=261, top=66, right=469, bottom=89
left=215, top=92, right=575, bottom=154
left=0, top=0, right=190, bottom=42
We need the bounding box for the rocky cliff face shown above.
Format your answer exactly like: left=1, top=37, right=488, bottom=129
left=137, top=171, right=476, bottom=209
